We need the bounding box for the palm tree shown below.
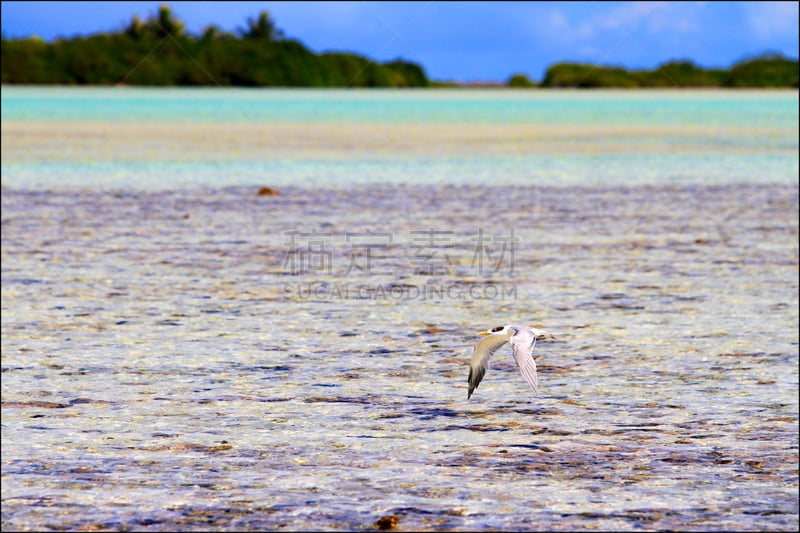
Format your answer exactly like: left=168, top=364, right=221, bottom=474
left=242, top=11, right=284, bottom=41
left=150, top=4, right=185, bottom=38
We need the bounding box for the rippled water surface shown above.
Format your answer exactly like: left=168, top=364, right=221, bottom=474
left=2, top=88, right=799, bottom=531
left=3, top=183, right=798, bottom=531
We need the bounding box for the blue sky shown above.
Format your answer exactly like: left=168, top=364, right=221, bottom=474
left=1, top=1, right=798, bottom=82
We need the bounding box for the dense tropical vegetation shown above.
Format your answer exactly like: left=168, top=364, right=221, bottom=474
left=540, top=55, right=799, bottom=88
left=0, top=6, right=428, bottom=87
left=1, top=5, right=797, bottom=88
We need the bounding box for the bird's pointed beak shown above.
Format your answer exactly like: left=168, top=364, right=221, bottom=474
left=477, top=330, right=490, bottom=336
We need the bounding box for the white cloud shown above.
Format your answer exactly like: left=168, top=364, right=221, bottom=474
left=534, top=2, right=703, bottom=46
left=645, top=2, right=706, bottom=33
left=585, top=1, right=667, bottom=32
left=545, top=8, right=569, bottom=32
left=742, top=1, right=799, bottom=40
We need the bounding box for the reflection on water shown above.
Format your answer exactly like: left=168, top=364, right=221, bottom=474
left=2, top=184, right=797, bottom=530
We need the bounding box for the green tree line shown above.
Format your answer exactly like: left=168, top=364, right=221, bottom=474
left=1, top=5, right=797, bottom=88
left=510, top=54, right=798, bottom=88
left=0, top=6, right=428, bottom=87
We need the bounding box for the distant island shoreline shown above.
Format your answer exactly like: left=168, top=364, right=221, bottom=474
left=3, top=84, right=797, bottom=91
left=2, top=6, right=798, bottom=89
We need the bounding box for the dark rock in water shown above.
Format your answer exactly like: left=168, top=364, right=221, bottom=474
left=257, top=187, right=280, bottom=196
left=374, top=515, right=399, bottom=530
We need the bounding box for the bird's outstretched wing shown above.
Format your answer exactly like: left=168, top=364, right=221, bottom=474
left=509, top=328, right=538, bottom=394
left=468, top=335, right=509, bottom=399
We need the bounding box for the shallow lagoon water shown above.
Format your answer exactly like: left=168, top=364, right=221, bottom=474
left=2, top=88, right=798, bottom=189
left=2, top=183, right=798, bottom=531
left=1, top=89, right=799, bottom=531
